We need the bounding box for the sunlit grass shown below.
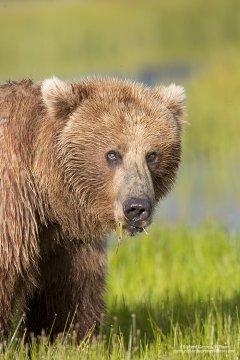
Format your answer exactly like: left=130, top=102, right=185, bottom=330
left=108, top=222, right=240, bottom=303
left=1, top=223, right=240, bottom=359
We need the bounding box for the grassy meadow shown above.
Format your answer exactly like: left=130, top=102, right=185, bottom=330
left=2, top=224, right=240, bottom=359
left=0, top=0, right=240, bottom=358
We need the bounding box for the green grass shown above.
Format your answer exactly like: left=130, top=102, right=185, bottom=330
left=2, top=223, right=240, bottom=359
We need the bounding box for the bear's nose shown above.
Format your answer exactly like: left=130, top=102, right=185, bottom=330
left=123, top=197, right=152, bottom=224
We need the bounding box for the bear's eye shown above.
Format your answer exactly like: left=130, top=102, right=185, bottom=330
left=105, top=150, right=122, bottom=166
left=146, top=151, right=158, bottom=164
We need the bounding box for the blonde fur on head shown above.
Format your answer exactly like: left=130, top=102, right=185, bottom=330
left=41, top=77, right=78, bottom=118
left=42, top=77, right=67, bottom=106
left=153, top=84, right=186, bottom=124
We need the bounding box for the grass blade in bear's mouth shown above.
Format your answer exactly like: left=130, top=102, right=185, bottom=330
left=117, top=222, right=123, bottom=242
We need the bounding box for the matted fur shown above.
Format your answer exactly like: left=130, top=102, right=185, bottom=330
left=0, top=77, right=185, bottom=340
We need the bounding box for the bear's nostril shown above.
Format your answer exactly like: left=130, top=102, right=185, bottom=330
left=123, top=197, right=152, bottom=223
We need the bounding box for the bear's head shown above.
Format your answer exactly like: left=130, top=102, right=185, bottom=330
left=41, top=77, right=185, bottom=238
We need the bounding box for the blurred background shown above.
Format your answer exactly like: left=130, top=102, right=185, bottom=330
left=0, top=0, right=239, bottom=230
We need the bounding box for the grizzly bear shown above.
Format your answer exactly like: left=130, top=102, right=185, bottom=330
left=0, top=77, right=185, bottom=340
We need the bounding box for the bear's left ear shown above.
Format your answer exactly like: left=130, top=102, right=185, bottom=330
left=153, top=84, right=186, bottom=125
left=41, top=77, right=89, bottom=119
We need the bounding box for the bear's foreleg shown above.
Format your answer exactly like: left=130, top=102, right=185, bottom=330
left=0, top=266, right=19, bottom=335
left=25, top=242, right=106, bottom=341
left=0, top=260, right=37, bottom=337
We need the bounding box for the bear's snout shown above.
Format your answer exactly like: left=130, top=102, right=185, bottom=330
left=123, top=197, right=152, bottom=226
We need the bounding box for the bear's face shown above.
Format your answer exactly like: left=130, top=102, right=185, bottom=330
left=42, top=78, right=185, bottom=236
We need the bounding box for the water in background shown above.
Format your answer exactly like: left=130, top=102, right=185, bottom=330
left=158, top=161, right=240, bottom=231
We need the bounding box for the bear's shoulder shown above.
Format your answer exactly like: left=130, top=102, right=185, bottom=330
left=0, top=79, right=39, bottom=102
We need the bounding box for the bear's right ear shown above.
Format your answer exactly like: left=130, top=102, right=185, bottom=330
left=41, top=77, right=88, bottom=119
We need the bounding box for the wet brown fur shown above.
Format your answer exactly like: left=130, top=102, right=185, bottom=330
left=0, top=77, right=185, bottom=340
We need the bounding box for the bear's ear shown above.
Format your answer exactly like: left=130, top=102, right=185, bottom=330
left=41, top=77, right=88, bottom=119
left=153, top=84, right=186, bottom=125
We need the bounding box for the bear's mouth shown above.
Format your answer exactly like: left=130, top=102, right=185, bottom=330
left=123, top=223, right=148, bottom=236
